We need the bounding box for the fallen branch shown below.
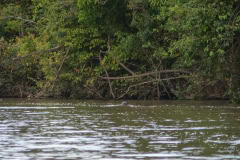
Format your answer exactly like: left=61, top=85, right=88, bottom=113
left=117, top=76, right=191, bottom=99
left=99, top=69, right=191, bottom=80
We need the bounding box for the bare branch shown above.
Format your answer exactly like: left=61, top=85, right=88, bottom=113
left=99, top=69, right=192, bottom=80
left=117, top=76, right=191, bottom=99
left=118, top=61, right=135, bottom=75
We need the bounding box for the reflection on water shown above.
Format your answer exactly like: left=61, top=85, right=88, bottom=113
left=0, top=99, right=240, bottom=160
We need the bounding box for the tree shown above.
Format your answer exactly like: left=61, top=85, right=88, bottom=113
left=1, top=0, right=240, bottom=102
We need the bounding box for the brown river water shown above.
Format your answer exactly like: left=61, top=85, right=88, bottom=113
left=0, top=99, right=240, bottom=160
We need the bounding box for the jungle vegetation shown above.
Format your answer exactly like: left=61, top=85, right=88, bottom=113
left=1, top=0, right=240, bottom=102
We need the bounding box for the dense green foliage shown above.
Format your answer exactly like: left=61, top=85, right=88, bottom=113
left=1, top=0, right=240, bottom=102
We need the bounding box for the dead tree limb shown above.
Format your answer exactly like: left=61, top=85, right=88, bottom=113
left=117, top=76, right=191, bottom=99
left=118, top=61, right=135, bottom=75
left=99, top=69, right=191, bottom=80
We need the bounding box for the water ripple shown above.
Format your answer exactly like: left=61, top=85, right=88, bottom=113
left=0, top=100, right=240, bottom=159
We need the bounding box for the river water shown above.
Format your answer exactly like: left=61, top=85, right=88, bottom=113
left=0, top=99, right=240, bottom=160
